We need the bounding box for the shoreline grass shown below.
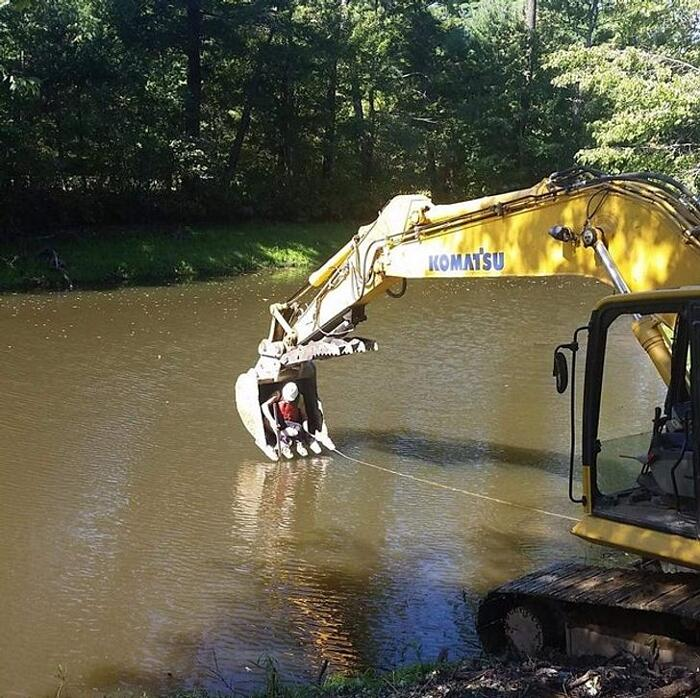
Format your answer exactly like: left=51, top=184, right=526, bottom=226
left=0, top=221, right=355, bottom=292
left=166, top=652, right=699, bottom=698
left=168, top=660, right=448, bottom=698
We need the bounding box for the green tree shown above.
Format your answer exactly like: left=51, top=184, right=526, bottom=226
left=547, top=0, right=700, bottom=187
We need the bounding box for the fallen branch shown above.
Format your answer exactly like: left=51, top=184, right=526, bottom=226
left=644, top=672, right=700, bottom=698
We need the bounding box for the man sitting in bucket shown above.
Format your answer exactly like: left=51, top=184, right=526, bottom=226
left=262, top=382, right=323, bottom=458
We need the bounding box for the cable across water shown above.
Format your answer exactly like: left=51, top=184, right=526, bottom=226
left=331, top=447, right=579, bottom=523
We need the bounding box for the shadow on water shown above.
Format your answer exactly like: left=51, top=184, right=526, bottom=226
left=333, top=427, right=569, bottom=475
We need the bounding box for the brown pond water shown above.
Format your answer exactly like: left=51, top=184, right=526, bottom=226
left=0, top=273, right=662, bottom=697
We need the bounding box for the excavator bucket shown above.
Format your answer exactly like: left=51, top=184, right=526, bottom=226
left=235, top=361, right=335, bottom=460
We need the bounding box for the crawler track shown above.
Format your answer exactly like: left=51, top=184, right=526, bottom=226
left=478, top=562, right=700, bottom=665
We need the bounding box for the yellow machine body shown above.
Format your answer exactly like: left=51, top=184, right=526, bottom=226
left=573, top=515, right=700, bottom=570
left=236, top=167, right=700, bottom=572
left=237, top=170, right=700, bottom=661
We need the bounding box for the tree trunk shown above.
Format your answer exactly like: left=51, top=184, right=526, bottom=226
left=278, top=57, right=294, bottom=178
left=519, top=0, right=537, bottom=172
left=366, top=86, right=376, bottom=181
left=426, top=140, right=438, bottom=198
left=351, top=75, right=373, bottom=181
left=351, top=76, right=364, bottom=149
left=321, top=55, right=338, bottom=178
left=586, top=0, right=599, bottom=47
left=228, top=103, right=252, bottom=179
left=184, top=0, right=202, bottom=139
left=524, top=0, right=537, bottom=81
left=646, top=673, right=700, bottom=698
left=228, top=28, right=275, bottom=178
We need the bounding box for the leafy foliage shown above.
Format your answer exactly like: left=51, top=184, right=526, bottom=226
left=0, top=0, right=698, bottom=234
left=547, top=0, right=700, bottom=187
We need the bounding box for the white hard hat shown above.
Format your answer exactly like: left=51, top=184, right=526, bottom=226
left=282, top=382, right=299, bottom=402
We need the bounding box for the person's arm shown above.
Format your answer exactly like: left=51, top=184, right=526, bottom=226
left=261, top=394, right=279, bottom=432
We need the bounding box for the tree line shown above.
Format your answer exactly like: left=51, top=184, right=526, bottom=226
left=0, top=0, right=698, bottom=233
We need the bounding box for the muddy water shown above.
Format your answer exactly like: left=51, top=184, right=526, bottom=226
left=0, top=273, right=659, bottom=696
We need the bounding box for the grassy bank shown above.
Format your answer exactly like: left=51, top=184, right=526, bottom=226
left=169, top=654, right=700, bottom=698
left=0, top=221, right=354, bottom=292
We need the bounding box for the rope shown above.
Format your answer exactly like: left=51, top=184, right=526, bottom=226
left=331, top=447, right=579, bottom=523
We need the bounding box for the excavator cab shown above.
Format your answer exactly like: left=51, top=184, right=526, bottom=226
left=480, top=290, right=700, bottom=662
left=568, top=289, right=700, bottom=566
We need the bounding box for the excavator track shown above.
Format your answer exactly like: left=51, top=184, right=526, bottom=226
left=478, top=562, right=700, bottom=667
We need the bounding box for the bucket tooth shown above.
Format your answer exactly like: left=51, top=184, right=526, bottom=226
left=278, top=336, right=377, bottom=367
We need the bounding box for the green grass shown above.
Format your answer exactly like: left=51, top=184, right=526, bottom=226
left=168, top=661, right=446, bottom=698
left=0, top=221, right=355, bottom=292
left=315, top=663, right=441, bottom=696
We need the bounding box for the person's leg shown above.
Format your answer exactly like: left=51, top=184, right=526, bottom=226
left=284, top=421, right=308, bottom=456
left=278, top=428, right=295, bottom=459
left=277, top=422, right=308, bottom=457
left=299, top=421, right=322, bottom=454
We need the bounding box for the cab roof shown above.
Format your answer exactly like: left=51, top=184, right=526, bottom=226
left=594, top=286, right=700, bottom=312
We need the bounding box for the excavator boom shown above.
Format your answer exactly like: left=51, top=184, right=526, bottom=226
left=236, top=167, right=700, bottom=460
left=265, top=169, right=699, bottom=367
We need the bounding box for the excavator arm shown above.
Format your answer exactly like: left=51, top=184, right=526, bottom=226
left=236, top=167, right=700, bottom=459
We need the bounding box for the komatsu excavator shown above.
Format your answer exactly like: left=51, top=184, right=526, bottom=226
left=236, top=166, right=700, bottom=663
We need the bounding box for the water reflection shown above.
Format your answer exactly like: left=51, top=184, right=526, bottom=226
left=220, top=454, right=480, bottom=686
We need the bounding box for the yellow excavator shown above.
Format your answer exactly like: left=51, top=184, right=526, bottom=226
left=235, top=166, right=700, bottom=663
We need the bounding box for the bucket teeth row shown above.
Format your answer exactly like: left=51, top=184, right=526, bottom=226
left=279, top=337, right=378, bottom=367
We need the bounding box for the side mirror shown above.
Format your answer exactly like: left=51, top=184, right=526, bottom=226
left=553, top=350, right=569, bottom=394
